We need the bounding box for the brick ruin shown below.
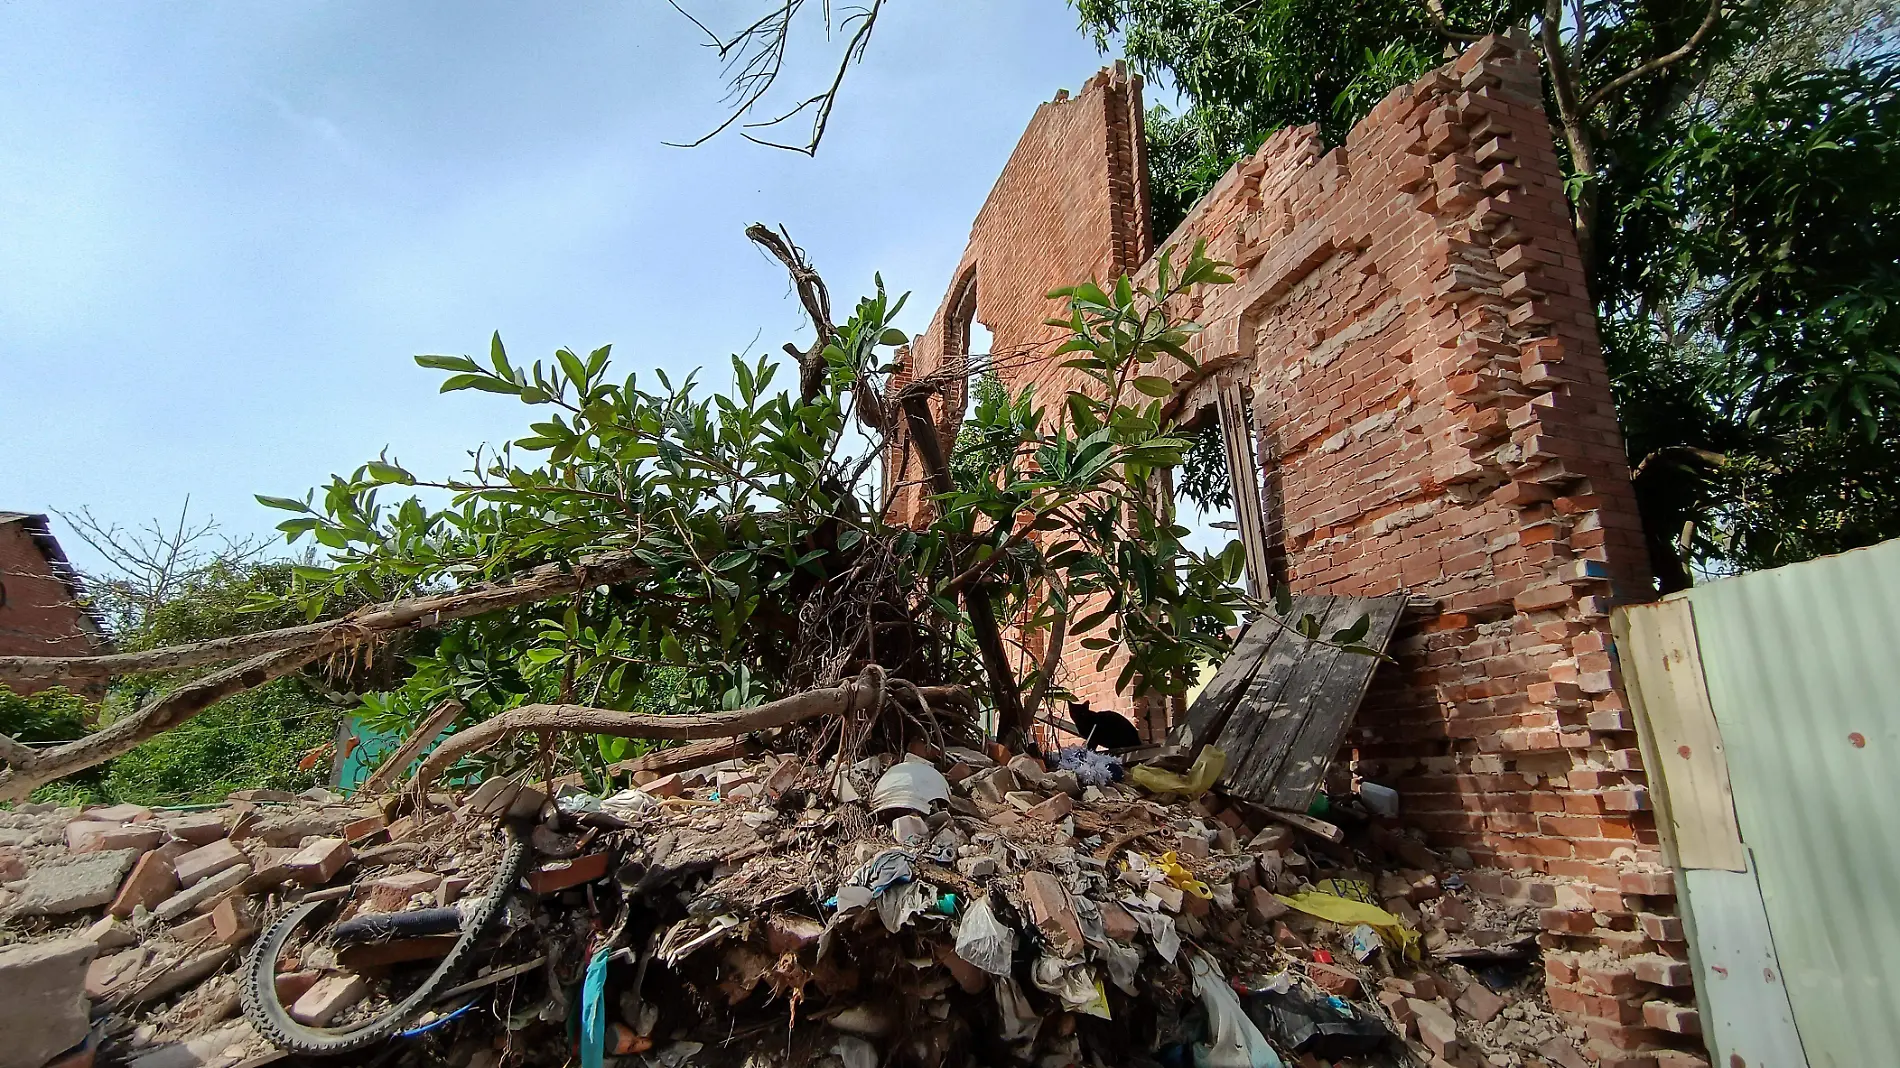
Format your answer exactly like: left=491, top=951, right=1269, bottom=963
left=889, top=34, right=1708, bottom=1068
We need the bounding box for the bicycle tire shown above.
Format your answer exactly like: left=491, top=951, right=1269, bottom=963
left=240, top=820, right=533, bottom=1056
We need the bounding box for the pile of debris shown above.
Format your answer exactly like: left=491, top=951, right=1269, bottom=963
left=0, top=741, right=1590, bottom=1068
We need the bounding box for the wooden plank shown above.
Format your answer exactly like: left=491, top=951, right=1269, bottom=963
left=1215, top=596, right=1358, bottom=798
left=359, top=698, right=465, bottom=794
left=1261, top=595, right=1407, bottom=811
left=1613, top=600, right=1746, bottom=871
left=1175, top=615, right=1279, bottom=746
left=1216, top=379, right=1272, bottom=598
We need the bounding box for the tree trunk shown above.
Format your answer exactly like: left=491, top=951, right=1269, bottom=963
left=0, top=643, right=327, bottom=801
left=0, top=550, right=649, bottom=684
left=897, top=392, right=1031, bottom=743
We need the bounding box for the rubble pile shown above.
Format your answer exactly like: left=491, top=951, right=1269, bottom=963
left=1, top=744, right=1591, bottom=1068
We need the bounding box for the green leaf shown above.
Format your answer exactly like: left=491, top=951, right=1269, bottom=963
left=255, top=494, right=310, bottom=513
left=555, top=348, right=588, bottom=388
left=879, top=328, right=909, bottom=346
left=365, top=461, right=414, bottom=485
left=415, top=354, right=480, bottom=372
left=489, top=332, right=513, bottom=378
left=441, top=374, right=519, bottom=395
left=1328, top=614, right=1371, bottom=645
left=1132, top=375, right=1175, bottom=397
left=660, top=633, right=685, bottom=664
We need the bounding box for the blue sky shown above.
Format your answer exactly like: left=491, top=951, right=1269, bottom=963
left=0, top=2, right=1129, bottom=572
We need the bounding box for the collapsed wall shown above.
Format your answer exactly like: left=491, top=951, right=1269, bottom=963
left=893, top=34, right=1708, bottom=1068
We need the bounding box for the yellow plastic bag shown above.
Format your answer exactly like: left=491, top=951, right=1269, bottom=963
left=1273, top=889, right=1421, bottom=961
left=1128, top=745, right=1226, bottom=800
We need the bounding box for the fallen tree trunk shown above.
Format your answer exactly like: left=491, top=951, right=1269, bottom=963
left=410, top=680, right=971, bottom=791
left=0, top=551, right=651, bottom=801
left=0, top=643, right=327, bottom=801
left=0, top=549, right=648, bottom=684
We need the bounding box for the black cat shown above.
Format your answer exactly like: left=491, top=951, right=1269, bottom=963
left=1068, top=700, right=1143, bottom=750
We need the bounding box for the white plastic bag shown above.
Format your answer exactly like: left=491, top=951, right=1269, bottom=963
left=953, top=893, right=1015, bottom=976
left=1189, top=953, right=1284, bottom=1068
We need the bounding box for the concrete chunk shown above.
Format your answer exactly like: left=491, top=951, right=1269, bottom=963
left=14, top=848, right=140, bottom=915
left=0, top=938, right=97, bottom=1068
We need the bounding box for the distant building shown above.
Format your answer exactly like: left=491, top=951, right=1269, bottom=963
left=0, top=512, right=109, bottom=695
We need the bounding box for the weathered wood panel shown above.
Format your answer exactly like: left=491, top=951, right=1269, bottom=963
left=1613, top=598, right=1746, bottom=872
left=1179, top=594, right=1405, bottom=810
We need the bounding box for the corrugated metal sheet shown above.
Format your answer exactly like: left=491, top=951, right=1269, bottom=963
left=1680, top=538, right=1900, bottom=1068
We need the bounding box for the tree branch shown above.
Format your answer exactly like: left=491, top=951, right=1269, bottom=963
left=746, top=222, right=836, bottom=402
left=1582, top=0, right=1725, bottom=112
left=0, top=549, right=649, bottom=684
left=410, top=676, right=969, bottom=791
left=0, top=643, right=326, bottom=801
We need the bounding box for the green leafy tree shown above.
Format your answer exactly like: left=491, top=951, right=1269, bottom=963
left=231, top=239, right=1257, bottom=789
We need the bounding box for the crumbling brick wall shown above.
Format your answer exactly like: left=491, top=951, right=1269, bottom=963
left=887, top=63, right=1165, bottom=735
left=895, top=33, right=1706, bottom=1067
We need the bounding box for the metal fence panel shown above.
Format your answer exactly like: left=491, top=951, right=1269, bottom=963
left=1683, top=539, right=1900, bottom=1068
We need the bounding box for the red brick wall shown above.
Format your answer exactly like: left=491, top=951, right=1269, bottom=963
left=0, top=519, right=104, bottom=696
left=895, top=33, right=1704, bottom=1065
left=886, top=63, right=1164, bottom=735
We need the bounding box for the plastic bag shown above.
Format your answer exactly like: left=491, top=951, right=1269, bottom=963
left=1188, top=953, right=1285, bottom=1068
left=1129, top=745, right=1227, bottom=799
left=1243, top=986, right=1388, bottom=1058
left=870, top=762, right=950, bottom=815
left=1156, top=852, right=1214, bottom=899
left=1055, top=746, right=1123, bottom=786
left=1031, top=954, right=1112, bottom=1018
left=1274, top=890, right=1420, bottom=961
left=953, top=893, right=1015, bottom=976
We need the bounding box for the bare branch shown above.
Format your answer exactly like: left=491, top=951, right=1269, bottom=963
left=0, top=548, right=649, bottom=683
left=1582, top=0, right=1726, bottom=112
left=746, top=222, right=837, bottom=402
left=665, top=1, right=883, bottom=156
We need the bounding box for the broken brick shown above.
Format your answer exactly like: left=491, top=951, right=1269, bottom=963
left=109, top=851, right=179, bottom=918
left=367, top=871, right=442, bottom=912
left=290, top=974, right=369, bottom=1026
left=283, top=838, right=352, bottom=886
left=1021, top=871, right=1084, bottom=957
left=171, top=839, right=246, bottom=887
left=526, top=852, right=609, bottom=894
